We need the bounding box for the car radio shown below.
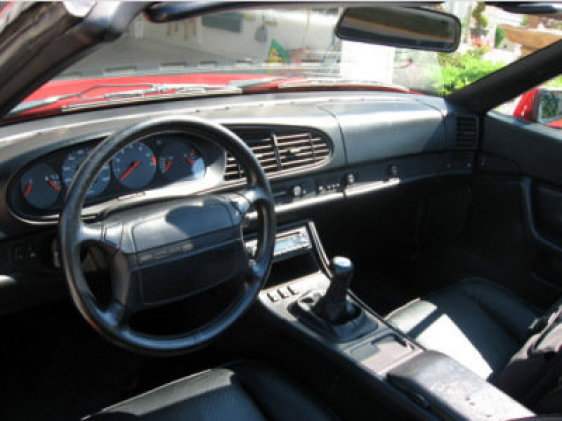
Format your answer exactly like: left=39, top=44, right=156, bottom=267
left=245, top=226, right=312, bottom=260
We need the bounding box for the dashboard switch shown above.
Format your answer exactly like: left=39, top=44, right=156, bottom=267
left=345, top=173, right=355, bottom=185
left=278, top=288, right=289, bottom=299
left=267, top=291, right=280, bottom=303
left=291, top=185, right=303, bottom=198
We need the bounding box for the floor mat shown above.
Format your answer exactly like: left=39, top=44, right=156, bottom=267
left=0, top=302, right=229, bottom=420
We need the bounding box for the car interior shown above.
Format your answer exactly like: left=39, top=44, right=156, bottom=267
left=0, top=2, right=561, bottom=420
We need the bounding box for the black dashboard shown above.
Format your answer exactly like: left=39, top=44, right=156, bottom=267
left=0, top=91, right=478, bottom=314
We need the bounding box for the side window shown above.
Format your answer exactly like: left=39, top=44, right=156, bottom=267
left=497, top=75, right=562, bottom=130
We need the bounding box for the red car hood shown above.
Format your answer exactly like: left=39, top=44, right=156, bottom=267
left=21, top=73, right=270, bottom=110
left=10, top=73, right=414, bottom=122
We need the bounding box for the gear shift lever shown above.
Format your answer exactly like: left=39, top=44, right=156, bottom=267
left=290, top=255, right=377, bottom=342
left=314, top=256, right=356, bottom=323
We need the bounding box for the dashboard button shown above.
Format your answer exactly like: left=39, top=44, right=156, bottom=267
left=267, top=291, right=280, bottom=303
left=291, top=185, right=303, bottom=198
left=153, top=249, right=168, bottom=260
left=167, top=245, right=182, bottom=256
left=138, top=253, right=153, bottom=264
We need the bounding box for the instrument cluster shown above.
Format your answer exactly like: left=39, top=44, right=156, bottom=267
left=13, top=133, right=213, bottom=215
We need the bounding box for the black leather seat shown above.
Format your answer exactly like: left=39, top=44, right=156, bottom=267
left=89, top=361, right=337, bottom=421
left=385, top=278, right=540, bottom=380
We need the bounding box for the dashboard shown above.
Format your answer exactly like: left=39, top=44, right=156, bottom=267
left=0, top=91, right=480, bottom=315
left=0, top=91, right=477, bottom=230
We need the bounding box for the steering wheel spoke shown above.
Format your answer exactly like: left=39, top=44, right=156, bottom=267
left=234, top=184, right=269, bottom=216
left=77, top=221, right=103, bottom=245
left=102, top=299, right=130, bottom=329
left=245, top=259, right=265, bottom=282
left=77, top=220, right=125, bottom=252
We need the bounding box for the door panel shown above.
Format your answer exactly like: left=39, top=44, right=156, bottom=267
left=534, top=182, right=562, bottom=243
left=469, top=112, right=562, bottom=307
left=482, top=112, right=562, bottom=184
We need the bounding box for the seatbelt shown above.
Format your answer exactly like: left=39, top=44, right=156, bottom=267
left=528, top=299, right=561, bottom=336
left=493, top=300, right=562, bottom=412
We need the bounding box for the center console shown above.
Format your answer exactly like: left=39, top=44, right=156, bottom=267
left=256, top=221, right=421, bottom=375
left=256, top=221, right=535, bottom=421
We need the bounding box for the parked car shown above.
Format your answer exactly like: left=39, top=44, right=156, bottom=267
left=514, top=86, right=562, bottom=128
left=0, top=2, right=560, bottom=420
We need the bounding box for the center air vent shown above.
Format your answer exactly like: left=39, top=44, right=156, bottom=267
left=225, top=127, right=332, bottom=181
left=456, top=115, right=478, bottom=149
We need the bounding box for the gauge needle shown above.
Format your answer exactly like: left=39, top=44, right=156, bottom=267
left=47, top=180, right=61, bottom=191
left=186, top=157, right=195, bottom=166
left=164, top=160, right=173, bottom=172
left=120, top=160, right=141, bottom=181
left=24, top=183, right=33, bottom=197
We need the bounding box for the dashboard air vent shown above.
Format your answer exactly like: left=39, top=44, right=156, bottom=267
left=225, top=127, right=331, bottom=181
left=456, top=116, right=478, bottom=149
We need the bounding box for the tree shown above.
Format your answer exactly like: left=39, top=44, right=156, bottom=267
left=472, top=3, right=488, bottom=30
left=495, top=26, right=506, bottom=48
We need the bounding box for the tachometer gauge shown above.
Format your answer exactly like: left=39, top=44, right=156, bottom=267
left=62, top=148, right=111, bottom=198
left=112, top=142, right=156, bottom=189
left=20, top=163, right=62, bottom=209
left=158, top=141, right=205, bottom=182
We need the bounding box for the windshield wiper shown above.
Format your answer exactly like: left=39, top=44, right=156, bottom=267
left=8, top=83, right=242, bottom=117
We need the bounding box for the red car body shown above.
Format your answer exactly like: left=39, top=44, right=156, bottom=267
left=513, top=87, right=562, bottom=128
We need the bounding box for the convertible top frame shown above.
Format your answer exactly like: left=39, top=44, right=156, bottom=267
left=447, top=40, right=562, bottom=114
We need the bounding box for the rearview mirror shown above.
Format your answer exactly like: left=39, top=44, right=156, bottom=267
left=335, top=6, right=461, bottom=52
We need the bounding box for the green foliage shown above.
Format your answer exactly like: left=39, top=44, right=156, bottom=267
left=433, top=50, right=505, bottom=95
left=472, top=2, right=488, bottom=28
left=521, top=15, right=529, bottom=27
left=545, top=76, right=562, bottom=88
left=495, top=26, right=506, bottom=48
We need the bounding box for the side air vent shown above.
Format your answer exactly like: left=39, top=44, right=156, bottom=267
left=225, top=127, right=332, bottom=181
left=456, top=115, right=478, bottom=149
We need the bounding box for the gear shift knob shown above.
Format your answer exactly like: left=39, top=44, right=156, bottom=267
left=328, top=256, right=354, bottom=303
left=313, top=256, right=356, bottom=323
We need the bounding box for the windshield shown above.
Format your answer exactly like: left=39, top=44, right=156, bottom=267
left=15, top=3, right=562, bottom=117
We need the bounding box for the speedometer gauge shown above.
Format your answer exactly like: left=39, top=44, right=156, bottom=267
left=20, top=163, right=62, bottom=209
left=112, top=142, right=156, bottom=189
left=158, top=141, right=205, bottom=182
left=62, top=148, right=110, bottom=198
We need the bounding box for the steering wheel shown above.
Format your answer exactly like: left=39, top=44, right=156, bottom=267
left=59, top=116, right=276, bottom=355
